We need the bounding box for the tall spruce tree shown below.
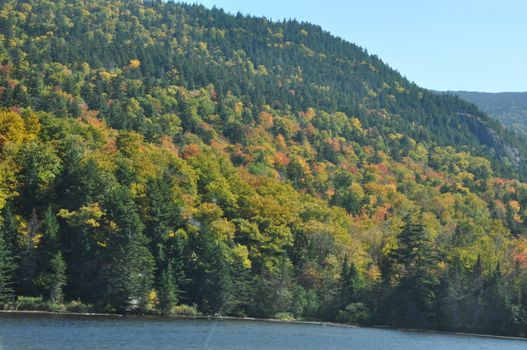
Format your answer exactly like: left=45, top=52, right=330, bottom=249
left=191, top=231, right=233, bottom=315
left=337, top=257, right=361, bottom=310
left=0, top=226, right=15, bottom=304
left=382, top=212, right=439, bottom=328
left=104, top=235, right=155, bottom=312
left=49, top=251, right=66, bottom=304
left=158, top=264, right=178, bottom=314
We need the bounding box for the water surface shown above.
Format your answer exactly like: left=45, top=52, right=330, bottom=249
left=0, top=313, right=526, bottom=350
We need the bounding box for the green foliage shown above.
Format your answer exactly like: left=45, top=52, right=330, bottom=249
left=381, top=213, right=440, bottom=328
left=172, top=304, right=200, bottom=316
left=49, top=252, right=66, bottom=304
left=0, top=225, right=15, bottom=304
left=0, top=0, right=526, bottom=338
left=103, top=236, right=155, bottom=312
left=157, top=265, right=179, bottom=315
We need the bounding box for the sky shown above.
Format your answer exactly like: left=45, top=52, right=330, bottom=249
left=190, top=0, right=526, bottom=92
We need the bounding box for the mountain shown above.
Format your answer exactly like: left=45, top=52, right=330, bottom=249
left=449, top=91, right=527, bottom=136
left=1, top=0, right=527, bottom=337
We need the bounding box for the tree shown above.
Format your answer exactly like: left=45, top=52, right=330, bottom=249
left=0, top=205, right=19, bottom=295
left=104, top=235, right=155, bottom=312
left=334, top=257, right=369, bottom=324
left=382, top=213, right=439, bottom=328
left=250, top=257, right=295, bottom=318
left=336, top=257, right=360, bottom=309
left=190, top=231, right=234, bottom=315
left=0, top=226, right=15, bottom=304
left=157, top=265, right=178, bottom=314
left=49, top=251, right=66, bottom=304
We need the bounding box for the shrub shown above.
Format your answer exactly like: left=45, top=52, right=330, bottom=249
left=274, top=312, right=294, bottom=321
left=335, top=302, right=370, bottom=325
left=15, top=296, right=65, bottom=312
left=171, top=304, right=200, bottom=316
left=65, top=300, right=93, bottom=313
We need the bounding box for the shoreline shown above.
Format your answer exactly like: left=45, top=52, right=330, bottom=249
left=2, top=309, right=527, bottom=341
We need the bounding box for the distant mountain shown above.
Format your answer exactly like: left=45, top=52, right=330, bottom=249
left=449, top=91, right=527, bottom=136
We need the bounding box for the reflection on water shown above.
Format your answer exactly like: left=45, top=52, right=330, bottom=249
left=0, top=313, right=526, bottom=350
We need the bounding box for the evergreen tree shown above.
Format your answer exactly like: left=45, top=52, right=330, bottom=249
left=157, top=265, right=178, bottom=314
left=35, top=207, right=65, bottom=301
left=436, top=256, right=468, bottom=331
left=49, top=251, right=66, bottom=304
left=191, top=232, right=233, bottom=315
left=164, top=234, right=188, bottom=302
left=336, top=257, right=362, bottom=310
left=382, top=213, right=439, bottom=328
left=19, top=209, right=40, bottom=295
left=104, top=235, right=155, bottom=312
left=250, top=257, right=295, bottom=318
left=0, top=227, right=15, bottom=304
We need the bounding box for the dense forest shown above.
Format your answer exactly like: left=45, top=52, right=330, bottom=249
left=1, top=0, right=527, bottom=337
left=449, top=91, right=527, bottom=137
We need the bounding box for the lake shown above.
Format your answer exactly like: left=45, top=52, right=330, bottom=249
left=0, top=313, right=526, bottom=350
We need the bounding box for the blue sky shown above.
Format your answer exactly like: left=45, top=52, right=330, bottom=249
left=189, top=0, right=526, bottom=92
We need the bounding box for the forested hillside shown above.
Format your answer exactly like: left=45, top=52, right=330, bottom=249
left=1, top=0, right=527, bottom=337
left=450, top=91, right=527, bottom=136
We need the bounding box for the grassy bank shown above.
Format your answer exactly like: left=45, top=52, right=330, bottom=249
left=1, top=296, right=201, bottom=317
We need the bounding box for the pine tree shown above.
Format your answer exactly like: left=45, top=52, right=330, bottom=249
left=158, top=265, right=178, bottom=314
left=337, top=257, right=361, bottom=310
left=49, top=251, right=66, bottom=304
left=0, top=228, right=15, bottom=304
left=191, top=232, right=233, bottom=315
left=383, top=212, right=439, bottom=328
left=19, top=209, right=40, bottom=295
left=104, top=235, right=155, bottom=312
left=36, top=207, right=66, bottom=302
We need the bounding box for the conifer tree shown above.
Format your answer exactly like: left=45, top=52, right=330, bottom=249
left=49, top=251, right=66, bottom=304
left=105, top=235, right=155, bottom=312
left=382, top=212, right=439, bottom=328
left=0, top=228, right=15, bottom=304
left=158, top=265, right=178, bottom=314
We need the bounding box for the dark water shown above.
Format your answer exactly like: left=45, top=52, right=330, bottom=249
left=0, top=313, right=526, bottom=350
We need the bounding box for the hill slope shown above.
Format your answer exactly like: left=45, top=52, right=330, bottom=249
left=450, top=91, right=527, bottom=136
left=0, top=0, right=527, bottom=336
left=1, top=0, right=527, bottom=177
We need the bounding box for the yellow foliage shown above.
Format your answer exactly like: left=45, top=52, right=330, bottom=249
left=58, top=203, right=105, bottom=228
left=128, top=59, right=141, bottom=69
left=258, top=111, right=274, bottom=128
left=232, top=244, right=252, bottom=268
left=147, top=289, right=159, bottom=310
left=509, top=200, right=521, bottom=213
left=0, top=111, right=38, bottom=148
left=99, top=70, right=118, bottom=80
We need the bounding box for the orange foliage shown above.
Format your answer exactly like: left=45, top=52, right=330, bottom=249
left=305, top=123, right=317, bottom=137
left=160, top=135, right=179, bottom=155
left=0, top=63, right=12, bottom=75
left=258, top=111, right=274, bottom=128
left=513, top=239, right=527, bottom=268
left=275, top=134, right=287, bottom=149
left=182, top=144, right=200, bottom=159
left=324, top=138, right=341, bottom=152
left=274, top=151, right=290, bottom=167
left=128, top=59, right=141, bottom=69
